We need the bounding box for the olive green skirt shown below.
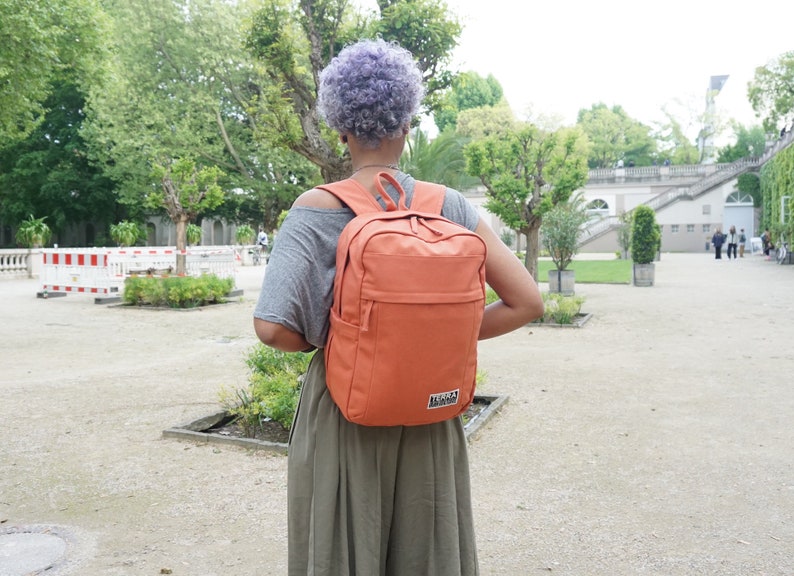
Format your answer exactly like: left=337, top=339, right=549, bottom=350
left=288, top=352, right=479, bottom=576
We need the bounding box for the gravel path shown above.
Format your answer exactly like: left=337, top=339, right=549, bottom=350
left=1, top=253, right=792, bottom=575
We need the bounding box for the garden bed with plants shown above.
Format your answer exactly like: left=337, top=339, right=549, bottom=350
left=163, top=346, right=509, bottom=452
left=486, top=288, right=590, bottom=327
left=121, top=274, right=235, bottom=308
left=531, top=292, right=591, bottom=327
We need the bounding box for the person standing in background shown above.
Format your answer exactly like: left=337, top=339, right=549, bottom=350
left=739, top=228, right=747, bottom=257
left=726, top=225, right=738, bottom=260
left=712, top=227, right=725, bottom=259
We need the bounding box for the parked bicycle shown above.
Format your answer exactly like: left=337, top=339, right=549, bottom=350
left=776, top=237, right=789, bottom=265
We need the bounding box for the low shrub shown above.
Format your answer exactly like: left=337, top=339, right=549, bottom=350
left=536, top=292, right=585, bottom=325
left=122, top=274, right=234, bottom=308
left=220, top=345, right=490, bottom=437
left=219, top=346, right=314, bottom=434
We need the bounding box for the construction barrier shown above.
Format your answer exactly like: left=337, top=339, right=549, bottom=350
left=40, top=246, right=237, bottom=296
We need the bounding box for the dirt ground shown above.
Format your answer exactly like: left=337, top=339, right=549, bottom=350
left=1, top=252, right=793, bottom=576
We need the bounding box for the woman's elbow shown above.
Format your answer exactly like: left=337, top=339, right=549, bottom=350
left=253, top=318, right=305, bottom=352
left=522, top=298, right=545, bottom=324
left=254, top=318, right=279, bottom=347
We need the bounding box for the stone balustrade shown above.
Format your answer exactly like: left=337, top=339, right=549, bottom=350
left=0, top=249, right=41, bottom=279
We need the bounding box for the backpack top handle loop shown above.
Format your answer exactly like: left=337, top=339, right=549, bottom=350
left=374, top=172, right=407, bottom=211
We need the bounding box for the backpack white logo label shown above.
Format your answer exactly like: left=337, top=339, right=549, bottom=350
left=427, top=389, right=460, bottom=410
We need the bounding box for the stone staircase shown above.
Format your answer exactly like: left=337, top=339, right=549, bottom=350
left=580, top=158, right=761, bottom=245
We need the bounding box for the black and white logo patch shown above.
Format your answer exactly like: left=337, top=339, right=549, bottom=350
left=427, top=389, right=460, bottom=410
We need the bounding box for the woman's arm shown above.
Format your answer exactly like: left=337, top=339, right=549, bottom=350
left=476, top=218, right=544, bottom=340
left=252, top=189, right=342, bottom=353
left=253, top=318, right=313, bottom=353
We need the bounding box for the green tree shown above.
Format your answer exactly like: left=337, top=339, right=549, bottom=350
left=0, top=81, right=118, bottom=241
left=464, top=123, right=590, bottom=279
left=435, top=71, right=504, bottom=133
left=748, top=51, right=794, bottom=133
left=85, top=0, right=312, bottom=233
left=616, top=211, right=632, bottom=259
left=717, top=124, right=768, bottom=163
left=653, top=108, right=700, bottom=165
left=540, top=195, right=588, bottom=272
left=576, top=103, right=656, bottom=169
left=737, top=173, right=762, bottom=207
left=0, top=0, right=108, bottom=144
left=455, top=103, right=517, bottom=141
left=148, top=158, right=224, bottom=274
left=244, top=0, right=461, bottom=183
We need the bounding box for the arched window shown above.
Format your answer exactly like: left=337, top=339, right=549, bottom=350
left=726, top=190, right=753, bottom=204
left=586, top=199, right=609, bottom=217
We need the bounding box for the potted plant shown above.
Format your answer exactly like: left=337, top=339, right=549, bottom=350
left=16, top=214, right=52, bottom=248
left=630, top=205, right=660, bottom=286
left=235, top=224, right=255, bottom=246
left=540, top=196, right=588, bottom=295
left=16, top=215, right=52, bottom=279
left=109, top=220, right=143, bottom=247
left=235, top=224, right=255, bottom=265
left=186, top=223, right=202, bottom=246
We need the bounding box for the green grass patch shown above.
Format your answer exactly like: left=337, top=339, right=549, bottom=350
left=538, top=259, right=631, bottom=284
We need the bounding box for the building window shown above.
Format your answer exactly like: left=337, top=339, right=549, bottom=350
left=687, top=224, right=695, bottom=232
left=702, top=224, right=711, bottom=233
left=702, top=205, right=711, bottom=215
left=585, top=199, right=609, bottom=218
left=671, top=225, right=680, bottom=233
left=727, top=190, right=754, bottom=203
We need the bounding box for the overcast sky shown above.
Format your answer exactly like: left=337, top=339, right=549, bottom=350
left=357, top=0, right=794, bottom=135
left=446, top=0, right=793, bottom=131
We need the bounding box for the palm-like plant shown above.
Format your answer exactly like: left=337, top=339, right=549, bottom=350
left=109, top=220, right=143, bottom=247
left=235, top=224, right=255, bottom=245
left=16, top=215, right=51, bottom=248
left=186, top=223, right=202, bottom=246
left=402, top=129, right=480, bottom=192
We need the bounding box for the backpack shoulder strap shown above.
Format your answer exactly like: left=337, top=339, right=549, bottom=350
left=315, top=178, right=383, bottom=216
left=410, top=180, right=446, bottom=215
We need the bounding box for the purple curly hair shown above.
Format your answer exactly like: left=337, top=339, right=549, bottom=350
left=317, top=38, right=424, bottom=149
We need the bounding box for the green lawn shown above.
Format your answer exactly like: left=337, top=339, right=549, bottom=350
left=537, top=259, right=632, bottom=284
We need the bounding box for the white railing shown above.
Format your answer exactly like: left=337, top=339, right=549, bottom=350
left=0, top=249, right=39, bottom=279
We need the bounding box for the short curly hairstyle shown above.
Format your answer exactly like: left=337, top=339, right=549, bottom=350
left=317, top=38, right=425, bottom=149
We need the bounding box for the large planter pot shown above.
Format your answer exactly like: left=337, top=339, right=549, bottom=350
left=632, top=262, right=655, bottom=287
left=548, top=269, right=575, bottom=295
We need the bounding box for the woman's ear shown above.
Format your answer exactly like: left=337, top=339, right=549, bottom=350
left=341, top=134, right=348, bottom=144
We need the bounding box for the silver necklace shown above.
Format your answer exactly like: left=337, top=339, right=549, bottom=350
left=351, top=163, right=399, bottom=176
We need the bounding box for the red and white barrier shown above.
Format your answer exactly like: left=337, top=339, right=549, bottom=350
left=40, top=246, right=237, bottom=296
left=40, top=249, right=116, bottom=294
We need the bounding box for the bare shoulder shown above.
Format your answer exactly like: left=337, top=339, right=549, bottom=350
left=293, top=188, right=344, bottom=209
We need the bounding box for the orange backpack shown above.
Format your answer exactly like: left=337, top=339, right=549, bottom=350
left=316, top=172, right=487, bottom=426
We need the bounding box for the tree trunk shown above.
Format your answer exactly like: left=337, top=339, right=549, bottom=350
left=522, top=219, right=542, bottom=281
left=175, top=217, right=188, bottom=275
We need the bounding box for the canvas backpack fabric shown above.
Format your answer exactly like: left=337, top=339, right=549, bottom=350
left=316, top=173, right=487, bottom=427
